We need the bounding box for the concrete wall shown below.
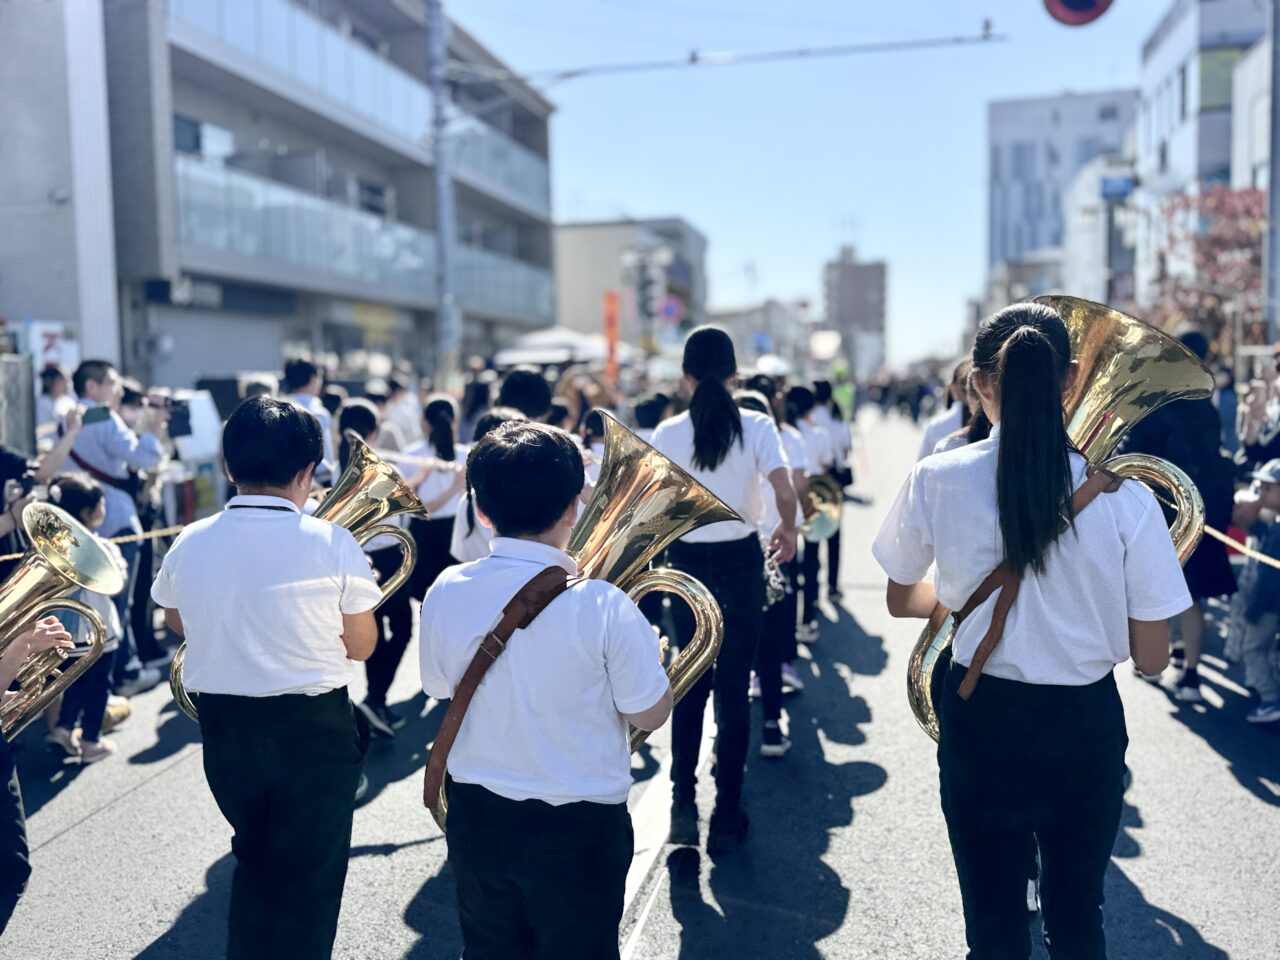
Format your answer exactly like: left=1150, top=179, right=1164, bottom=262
left=0, top=0, right=119, bottom=361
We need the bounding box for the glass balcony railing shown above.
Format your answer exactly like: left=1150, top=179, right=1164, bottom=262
left=174, top=152, right=435, bottom=303
left=458, top=245, right=555, bottom=327
left=174, top=153, right=553, bottom=324
left=168, top=0, right=551, bottom=218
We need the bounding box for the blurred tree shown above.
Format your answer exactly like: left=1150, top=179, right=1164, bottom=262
left=1145, top=186, right=1265, bottom=356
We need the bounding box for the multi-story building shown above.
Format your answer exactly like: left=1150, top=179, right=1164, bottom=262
left=1061, top=150, right=1138, bottom=306
left=0, top=0, right=555, bottom=388
left=988, top=90, right=1137, bottom=269
left=1133, top=0, right=1265, bottom=304
left=823, top=246, right=886, bottom=382
left=707, top=299, right=811, bottom=374
left=1231, top=39, right=1269, bottom=191
left=554, top=218, right=707, bottom=353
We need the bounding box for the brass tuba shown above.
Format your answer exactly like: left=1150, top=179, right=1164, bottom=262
left=800, top=474, right=843, bottom=542
left=906, top=296, right=1214, bottom=741
left=170, top=433, right=426, bottom=721
left=569, top=412, right=742, bottom=750
left=0, top=503, right=125, bottom=738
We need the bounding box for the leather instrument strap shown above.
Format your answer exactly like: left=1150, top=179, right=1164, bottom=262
left=953, top=466, right=1124, bottom=700
left=422, top=566, right=572, bottom=820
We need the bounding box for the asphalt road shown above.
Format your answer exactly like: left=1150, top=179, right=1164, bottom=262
left=3, top=412, right=1278, bottom=959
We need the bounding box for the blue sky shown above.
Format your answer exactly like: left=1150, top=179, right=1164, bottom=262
left=454, top=0, right=1167, bottom=365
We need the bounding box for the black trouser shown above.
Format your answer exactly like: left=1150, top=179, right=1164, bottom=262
left=0, top=734, right=30, bottom=937
left=57, top=650, right=113, bottom=741
left=756, top=558, right=798, bottom=724
left=446, top=778, right=633, bottom=960
left=667, top=535, right=765, bottom=812
left=199, top=688, right=365, bottom=960
left=800, top=537, right=821, bottom=623
left=363, top=547, right=414, bottom=708
left=409, top=516, right=458, bottom=602
left=826, top=526, right=842, bottom=593
left=938, top=664, right=1127, bottom=960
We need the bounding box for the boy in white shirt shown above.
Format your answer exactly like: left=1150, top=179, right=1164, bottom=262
left=421, top=421, right=672, bottom=960
left=152, top=396, right=381, bottom=960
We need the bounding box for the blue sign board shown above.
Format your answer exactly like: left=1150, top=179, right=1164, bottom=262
left=1100, top=175, right=1134, bottom=201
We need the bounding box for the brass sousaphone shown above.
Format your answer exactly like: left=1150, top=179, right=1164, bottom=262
left=0, top=503, right=125, bottom=737
left=906, top=296, right=1214, bottom=740
left=170, top=433, right=425, bottom=721
left=430, top=412, right=740, bottom=825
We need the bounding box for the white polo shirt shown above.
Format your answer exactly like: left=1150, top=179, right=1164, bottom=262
left=797, top=420, right=833, bottom=477
left=151, top=495, right=382, bottom=697
left=872, top=426, right=1192, bottom=685
left=917, top=403, right=964, bottom=461
left=420, top=537, right=670, bottom=805
left=404, top=439, right=466, bottom=518
left=757, top=423, right=806, bottom=533
left=449, top=494, right=494, bottom=563
left=651, top=409, right=788, bottom=544
left=811, top=405, right=850, bottom=464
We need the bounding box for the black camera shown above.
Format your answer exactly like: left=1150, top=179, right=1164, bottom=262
left=168, top=398, right=193, bottom=439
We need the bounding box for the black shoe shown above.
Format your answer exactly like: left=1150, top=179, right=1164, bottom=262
left=707, top=806, right=750, bottom=854
left=828, top=588, right=844, bottom=602
left=668, top=798, right=699, bottom=846
left=373, top=703, right=407, bottom=730
left=356, top=700, right=395, bottom=738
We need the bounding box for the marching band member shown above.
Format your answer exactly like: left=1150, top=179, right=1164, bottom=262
left=421, top=421, right=672, bottom=960
left=405, top=397, right=465, bottom=602
left=787, top=385, right=832, bottom=644
left=449, top=407, right=526, bottom=563
left=632, top=393, right=671, bottom=444
left=652, top=327, right=797, bottom=852
left=916, top=359, right=970, bottom=461
left=281, top=358, right=335, bottom=483
left=872, top=304, right=1190, bottom=958
left=151, top=396, right=381, bottom=960
left=0, top=618, right=73, bottom=936
left=812, top=380, right=849, bottom=600
left=582, top=409, right=607, bottom=484
left=735, top=389, right=802, bottom=757
left=336, top=400, right=416, bottom=739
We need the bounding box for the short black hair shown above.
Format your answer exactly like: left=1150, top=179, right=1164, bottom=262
left=497, top=366, right=553, bottom=419
left=813, top=379, right=833, bottom=404
left=582, top=409, right=606, bottom=444
left=546, top=399, right=572, bottom=428
left=633, top=394, right=668, bottom=430
left=282, top=358, right=321, bottom=394
left=72, top=360, right=115, bottom=397
left=471, top=405, right=525, bottom=444
left=321, top=383, right=348, bottom=417
left=467, top=422, right=584, bottom=538
left=223, top=395, right=324, bottom=488
left=387, top=375, right=409, bottom=397
left=49, top=472, right=103, bottom=521
left=120, top=378, right=146, bottom=408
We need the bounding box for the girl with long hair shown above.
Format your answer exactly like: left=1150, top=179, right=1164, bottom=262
left=337, top=399, right=416, bottom=738
left=652, top=327, right=798, bottom=852
left=872, top=303, right=1190, bottom=957
left=404, top=396, right=466, bottom=605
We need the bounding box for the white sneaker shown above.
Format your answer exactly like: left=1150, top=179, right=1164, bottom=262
left=797, top=621, right=819, bottom=644
left=760, top=721, right=791, bottom=758
left=1246, top=701, right=1280, bottom=724
left=355, top=700, right=395, bottom=738
left=781, top=662, right=805, bottom=692
left=46, top=726, right=80, bottom=758
left=1026, top=879, right=1039, bottom=913
left=115, top=667, right=162, bottom=698
left=1171, top=668, right=1204, bottom=703
left=79, top=738, right=118, bottom=765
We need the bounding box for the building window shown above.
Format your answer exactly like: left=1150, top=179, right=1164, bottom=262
left=1177, top=65, right=1187, bottom=121
left=1158, top=140, right=1168, bottom=174
left=173, top=113, right=201, bottom=155
left=1099, top=104, right=1118, bottom=121
left=1012, top=141, right=1035, bottom=179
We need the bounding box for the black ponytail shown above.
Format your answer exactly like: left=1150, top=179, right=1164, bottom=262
left=336, top=398, right=379, bottom=474
left=423, top=396, right=457, bottom=463
left=683, top=326, right=742, bottom=470
left=973, top=303, right=1074, bottom=575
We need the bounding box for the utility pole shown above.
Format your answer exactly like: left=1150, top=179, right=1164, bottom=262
left=427, top=0, right=460, bottom=388
left=1266, top=0, right=1280, bottom=345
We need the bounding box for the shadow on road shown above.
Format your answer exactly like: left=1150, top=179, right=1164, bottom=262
left=663, top=600, right=889, bottom=958
left=357, top=692, right=446, bottom=809
left=130, top=699, right=202, bottom=766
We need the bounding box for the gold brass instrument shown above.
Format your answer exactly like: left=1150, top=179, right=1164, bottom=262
left=800, top=474, right=843, bottom=542
left=429, top=411, right=740, bottom=826
left=0, top=503, right=125, bottom=738
left=569, top=412, right=741, bottom=750
left=170, top=433, right=426, bottom=722
left=907, top=296, right=1214, bottom=741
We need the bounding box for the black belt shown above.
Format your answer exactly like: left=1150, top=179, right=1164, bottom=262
left=228, top=505, right=295, bottom=512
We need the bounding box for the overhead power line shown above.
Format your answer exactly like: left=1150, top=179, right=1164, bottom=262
left=448, top=24, right=1006, bottom=89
